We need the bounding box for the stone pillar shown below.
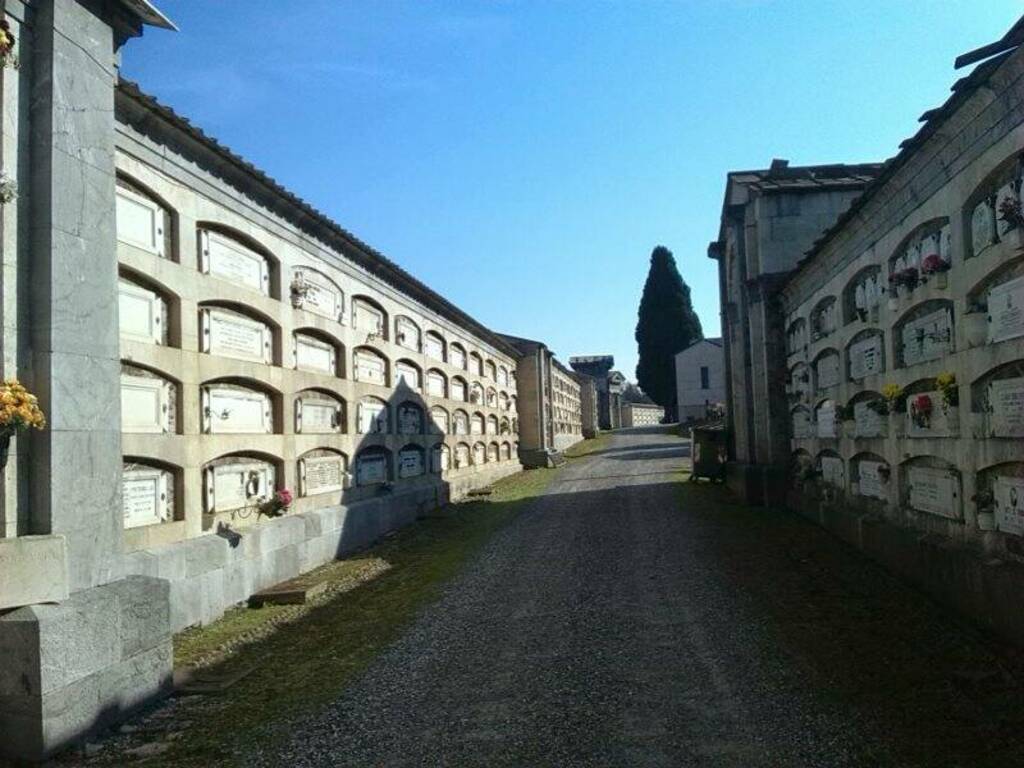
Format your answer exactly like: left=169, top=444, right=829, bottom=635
left=0, top=1, right=173, bottom=761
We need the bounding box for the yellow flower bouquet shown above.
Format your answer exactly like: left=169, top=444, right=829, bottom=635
left=0, top=377, right=45, bottom=467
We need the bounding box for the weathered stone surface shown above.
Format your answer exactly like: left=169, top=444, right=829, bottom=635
left=0, top=535, right=68, bottom=611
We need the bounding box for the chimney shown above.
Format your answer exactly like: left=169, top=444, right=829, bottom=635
left=770, top=158, right=789, bottom=171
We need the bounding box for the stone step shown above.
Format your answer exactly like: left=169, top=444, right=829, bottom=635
left=247, top=574, right=330, bottom=608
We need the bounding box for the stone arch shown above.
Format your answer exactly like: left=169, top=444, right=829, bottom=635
left=468, top=350, right=484, bottom=377
left=842, top=264, right=883, bottom=324
left=426, top=368, right=448, bottom=398
left=963, top=150, right=1023, bottom=260
left=815, top=449, right=845, bottom=490
left=116, top=172, right=176, bottom=261
left=353, top=345, right=390, bottom=387
left=790, top=404, right=812, bottom=439
left=450, top=375, right=468, bottom=402
left=431, top=442, right=450, bottom=473
left=472, top=441, right=487, bottom=466
left=485, top=359, right=497, bottom=382
left=487, top=441, right=500, bottom=463
left=197, top=221, right=278, bottom=298
left=887, top=217, right=951, bottom=281
left=202, top=451, right=282, bottom=520
left=455, top=441, right=471, bottom=469
left=811, top=347, right=841, bottom=392
left=486, top=414, right=499, bottom=435
left=970, top=359, right=1024, bottom=438
left=351, top=295, right=389, bottom=340
left=470, top=411, right=485, bottom=435
left=449, top=342, right=467, bottom=370
left=975, top=461, right=1024, bottom=534
left=785, top=317, right=807, bottom=355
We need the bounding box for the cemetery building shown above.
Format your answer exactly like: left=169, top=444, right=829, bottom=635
left=498, top=335, right=584, bottom=465
left=0, top=1, right=526, bottom=759
left=621, top=402, right=665, bottom=427
left=568, top=355, right=624, bottom=430
left=575, top=373, right=600, bottom=438
left=674, top=338, right=725, bottom=422
left=718, top=15, right=1024, bottom=643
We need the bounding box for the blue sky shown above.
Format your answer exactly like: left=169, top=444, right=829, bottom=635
left=124, top=1, right=1021, bottom=379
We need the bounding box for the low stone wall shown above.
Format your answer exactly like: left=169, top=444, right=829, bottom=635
left=126, top=466, right=521, bottom=633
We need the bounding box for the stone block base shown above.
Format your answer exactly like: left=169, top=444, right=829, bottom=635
left=519, top=448, right=565, bottom=468
left=0, top=576, right=172, bottom=762
left=0, top=535, right=69, bottom=611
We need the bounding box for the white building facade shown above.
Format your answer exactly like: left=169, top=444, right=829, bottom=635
left=674, top=338, right=725, bottom=422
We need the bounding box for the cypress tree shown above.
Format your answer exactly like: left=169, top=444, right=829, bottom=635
left=635, top=245, right=703, bottom=413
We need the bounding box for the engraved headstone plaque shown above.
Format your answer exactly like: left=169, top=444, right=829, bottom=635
left=989, top=376, right=1024, bottom=437
left=820, top=456, right=845, bottom=488
left=994, top=476, right=1024, bottom=536
left=123, top=465, right=171, bottom=529
left=297, top=397, right=340, bottom=434
left=857, top=460, right=886, bottom=500
left=294, top=269, right=342, bottom=321
left=901, top=308, right=953, bottom=365
left=116, top=187, right=164, bottom=256
left=427, top=372, right=446, bottom=397
left=295, top=334, right=335, bottom=374
left=208, top=460, right=274, bottom=513
left=425, top=334, right=444, bottom=361
left=353, top=300, right=384, bottom=334
left=853, top=401, right=886, bottom=438
left=203, top=386, right=272, bottom=434
left=356, top=453, right=387, bottom=485
left=907, top=466, right=959, bottom=519
left=119, top=279, right=164, bottom=345
left=398, top=449, right=424, bottom=478
left=202, top=231, right=268, bottom=294
left=988, top=276, right=1024, bottom=344
left=358, top=401, right=387, bottom=434
left=301, top=454, right=345, bottom=496
left=849, top=335, right=883, bottom=380
left=487, top=417, right=498, bottom=435
left=792, top=408, right=811, bottom=439
left=121, top=373, right=170, bottom=434
left=816, top=353, right=841, bottom=390
left=451, top=379, right=467, bottom=402
left=355, top=350, right=386, bottom=385
left=204, top=308, right=272, bottom=363
left=453, top=412, right=469, bottom=435
left=972, top=200, right=994, bottom=255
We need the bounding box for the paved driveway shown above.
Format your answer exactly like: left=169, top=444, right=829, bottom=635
left=253, top=429, right=1024, bottom=767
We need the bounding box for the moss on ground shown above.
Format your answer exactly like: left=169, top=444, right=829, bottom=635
left=96, top=467, right=557, bottom=768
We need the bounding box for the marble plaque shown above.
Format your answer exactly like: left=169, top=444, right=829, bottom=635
left=353, top=301, right=384, bottom=334
left=853, top=401, right=886, bottom=438
left=398, top=405, right=423, bottom=434
left=988, top=276, right=1024, bottom=344
left=355, top=351, right=386, bottom=385
left=398, top=449, right=424, bottom=478
left=901, top=308, right=952, bottom=366
left=989, top=377, right=1024, bottom=437
left=123, top=466, right=170, bottom=529
left=450, top=347, right=467, bottom=370
left=119, top=279, right=163, bottom=345
left=816, top=353, right=841, bottom=390
left=121, top=373, right=170, bottom=434
left=820, top=456, right=845, bottom=488
left=972, top=200, right=995, bottom=255
left=297, top=398, right=340, bottom=433
left=906, top=390, right=956, bottom=437
left=431, top=408, right=449, bottom=434
left=451, top=379, right=467, bottom=401
left=209, top=461, right=274, bottom=513
left=396, top=318, right=421, bottom=351
left=792, top=409, right=811, bottom=439
left=425, top=334, right=445, bottom=361
left=427, top=372, right=446, bottom=397
left=453, top=413, right=469, bottom=435
left=358, top=401, right=387, bottom=434
left=396, top=363, right=420, bottom=390
left=203, top=386, right=272, bottom=434
left=301, top=454, right=345, bottom=496
left=202, top=231, right=268, bottom=294
left=857, top=460, right=887, bottom=500
left=849, top=335, right=883, bottom=380
left=295, top=334, right=335, bottom=374
left=907, top=466, right=960, bottom=519
left=471, top=415, right=484, bottom=435
left=994, top=476, right=1024, bottom=536
left=473, top=444, right=486, bottom=465
left=357, top=454, right=387, bottom=485
left=116, top=187, right=163, bottom=256
left=294, top=270, right=342, bottom=321
left=501, top=443, right=512, bottom=461
left=816, top=403, right=837, bottom=438
left=204, top=308, right=271, bottom=363
left=455, top=444, right=470, bottom=468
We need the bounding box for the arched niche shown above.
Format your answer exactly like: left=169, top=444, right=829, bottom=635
left=431, top=443, right=450, bottom=473
left=976, top=461, right=1024, bottom=535
left=487, top=442, right=499, bottom=463
left=486, top=414, right=499, bottom=435
left=122, top=457, right=179, bottom=530
left=451, top=376, right=468, bottom=403
left=486, top=387, right=498, bottom=408
left=424, top=330, right=446, bottom=362
left=899, top=455, right=961, bottom=520
left=426, top=368, right=448, bottom=398
left=290, top=266, right=344, bottom=323
left=355, top=446, right=391, bottom=486
left=449, top=342, right=467, bottom=370
left=470, top=411, right=485, bottom=435
left=121, top=361, right=178, bottom=435
left=469, top=382, right=485, bottom=405
left=500, top=442, right=512, bottom=461
left=970, top=359, right=1024, bottom=438
left=812, top=348, right=841, bottom=392
left=203, top=452, right=280, bottom=517
left=116, top=174, right=175, bottom=260
left=845, top=328, right=885, bottom=382
left=396, top=401, right=425, bottom=435
left=499, top=392, right=511, bottom=412
left=850, top=452, right=890, bottom=500
left=893, top=299, right=953, bottom=368
left=201, top=378, right=278, bottom=435
left=197, top=223, right=277, bottom=298
left=294, top=388, right=345, bottom=434
left=430, top=405, right=450, bottom=434
left=351, top=295, right=388, bottom=340
left=903, top=377, right=959, bottom=438
left=499, top=416, right=511, bottom=435
left=199, top=301, right=276, bottom=365
left=786, top=317, right=807, bottom=356
left=119, top=269, right=175, bottom=347
left=814, top=398, right=837, bottom=439
left=452, top=409, right=469, bottom=436
left=816, top=449, right=845, bottom=490
left=293, top=328, right=343, bottom=377
left=356, top=396, right=389, bottom=434
left=397, top=444, right=426, bottom=479
left=497, top=366, right=510, bottom=387
left=887, top=218, right=951, bottom=286
left=395, top=315, right=422, bottom=353
left=849, top=389, right=887, bottom=439
left=472, top=441, right=486, bottom=466
left=485, top=360, right=497, bottom=382
left=964, top=151, right=1023, bottom=259
left=842, top=265, right=882, bottom=325
left=454, top=442, right=471, bottom=469
left=395, top=359, right=422, bottom=391
left=791, top=405, right=812, bottom=439
left=468, top=351, right=484, bottom=377
left=353, top=346, right=389, bottom=387
left=787, top=361, right=811, bottom=406
left=298, top=448, right=348, bottom=497
left=809, top=296, right=838, bottom=341
left=964, top=255, right=1024, bottom=347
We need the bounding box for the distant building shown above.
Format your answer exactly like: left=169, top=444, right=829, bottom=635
left=621, top=403, right=665, bottom=427
left=568, top=355, right=624, bottom=429
left=575, top=373, right=600, bottom=438
left=675, top=338, right=726, bottom=422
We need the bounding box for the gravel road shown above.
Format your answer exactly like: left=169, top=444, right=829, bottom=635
left=249, top=428, right=1023, bottom=767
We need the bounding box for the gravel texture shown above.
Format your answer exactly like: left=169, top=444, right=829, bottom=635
left=246, top=429, right=1024, bottom=768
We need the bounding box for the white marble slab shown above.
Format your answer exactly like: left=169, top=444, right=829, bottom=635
left=355, top=350, right=387, bottom=385
left=201, top=230, right=268, bottom=294
left=994, top=475, right=1024, bottom=536
left=207, top=460, right=275, bottom=513
left=453, top=412, right=469, bottom=435
left=471, top=414, right=484, bottom=435
left=425, top=334, right=445, bottom=361
left=396, top=363, right=420, bottom=390
left=816, top=402, right=837, bottom=438
left=431, top=407, right=449, bottom=434
left=121, top=373, right=171, bottom=434
left=857, top=460, right=887, bottom=500
left=427, top=372, right=446, bottom=397
left=294, top=269, right=343, bottom=321
left=203, top=308, right=272, bottom=364
left=353, top=300, right=384, bottom=335
left=357, top=453, right=388, bottom=485
left=849, top=335, right=883, bottom=380
left=295, top=334, right=336, bottom=374
left=116, top=186, right=164, bottom=256
left=203, top=385, right=272, bottom=434
left=123, top=465, right=171, bottom=529
left=820, top=456, right=845, bottom=488
left=455, top=444, right=470, bottom=468
left=989, top=376, right=1024, bottom=437
left=450, top=346, right=466, bottom=370
left=301, top=454, right=345, bottom=496
left=358, top=401, right=387, bottom=434
left=972, top=200, right=994, bottom=255
left=853, top=401, right=886, bottom=438
left=396, top=317, right=421, bottom=352
left=988, top=275, right=1024, bottom=344
left=473, top=443, right=486, bottom=465
left=816, top=353, right=841, bottom=390
left=901, top=307, right=953, bottom=366
left=119, top=279, right=164, bottom=345
left=907, top=466, right=960, bottom=519
left=296, top=398, right=341, bottom=434
left=431, top=444, right=449, bottom=472
left=792, top=409, right=811, bottom=439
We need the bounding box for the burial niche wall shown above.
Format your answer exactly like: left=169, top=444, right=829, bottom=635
left=121, top=362, right=177, bottom=434
left=294, top=389, right=345, bottom=434
left=965, top=258, right=1024, bottom=348
left=123, top=458, right=179, bottom=530
left=290, top=266, right=344, bottom=323
left=843, top=265, right=883, bottom=325
left=900, top=456, right=961, bottom=521
left=203, top=453, right=279, bottom=518
left=116, top=175, right=174, bottom=260
left=894, top=300, right=954, bottom=368
left=200, top=302, right=276, bottom=365
left=198, top=224, right=275, bottom=298
left=293, top=329, right=342, bottom=376
left=119, top=272, right=172, bottom=347
left=846, top=329, right=885, bottom=382
left=201, top=379, right=277, bottom=435
left=965, top=151, right=1022, bottom=260
left=971, top=360, right=1024, bottom=439
left=298, top=449, right=347, bottom=497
